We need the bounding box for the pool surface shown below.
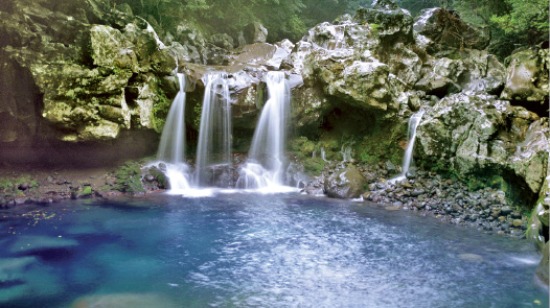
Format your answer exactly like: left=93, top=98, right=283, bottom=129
left=0, top=193, right=547, bottom=307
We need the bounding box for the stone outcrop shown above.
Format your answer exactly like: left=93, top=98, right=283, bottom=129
left=500, top=48, right=549, bottom=111
left=0, top=0, right=178, bottom=143
left=417, top=93, right=548, bottom=198
left=413, top=7, right=490, bottom=52
left=323, top=163, right=367, bottom=199
left=0, top=0, right=547, bottom=219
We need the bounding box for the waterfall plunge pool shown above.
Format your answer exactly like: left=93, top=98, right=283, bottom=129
left=1, top=193, right=547, bottom=307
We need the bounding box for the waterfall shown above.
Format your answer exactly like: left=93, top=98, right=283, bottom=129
left=155, top=73, right=190, bottom=191
left=194, top=72, right=232, bottom=187
left=341, top=145, right=353, bottom=162
left=237, top=71, right=290, bottom=189
left=390, top=110, right=425, bottom=183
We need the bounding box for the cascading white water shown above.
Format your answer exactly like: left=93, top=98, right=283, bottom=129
left=390, top=110, right=425, bottom=183
left=341, top=144, right=353, bottom=162
left=157, top=73, right=186, bottom=164
left=237, top=71, right=290, bottom=189
left=194, top=72, right=232, bottom=187
left=155, top=73, right=191, bottom=191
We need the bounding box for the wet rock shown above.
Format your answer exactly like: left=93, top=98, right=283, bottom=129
left=91, top=25, right=139, bottom=72
left=417, top=93, right=548, bottom=199
left=511, top=219, right=524, bottom=228
left=353, top=0, right=414, bottom=44
left=500, top=206, right=512, bottom=215
left=536, top=242, right=549, bottom=285
left=242, top=22, right=268, bottom=44
left=324, top=164, right=367, bottom=199
left=501, top=48, right=549, bottom=105
left=413, top=8, right=490, bottom=53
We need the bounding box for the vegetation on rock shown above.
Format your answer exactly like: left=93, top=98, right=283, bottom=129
left=113, top=161, right=146, bottom=193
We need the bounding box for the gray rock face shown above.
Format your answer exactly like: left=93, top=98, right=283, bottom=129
left=324, top=164, right=367, bottom=198
left=501, top=48, right=550, bottom=104
left=414, top=49, right=506, bottom=97
left=417, top=93, right=549, bottom=196
left=353, top=3, right=414, bottom=44
left=0, top=0, right=177, bottom=142
left=414, top=8, right=490, bottom=52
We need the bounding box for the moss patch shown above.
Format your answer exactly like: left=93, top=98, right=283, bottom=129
left=113, top=161, right=145, bottom=193
left=0, top=176, right=39, bottom=200
left=152, top=89, right=172, bottom=133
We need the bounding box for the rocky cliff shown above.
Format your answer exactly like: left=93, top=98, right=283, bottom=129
left=0, top=0, right=548, bottom=224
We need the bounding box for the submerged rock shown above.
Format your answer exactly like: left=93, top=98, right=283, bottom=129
left=72, top=293, right=178, bottom=308
left=0, top=256, right=63, bottom=304
left=458, top=253, right=484, bottom=263
left=9, top=235, right=79, bottom=255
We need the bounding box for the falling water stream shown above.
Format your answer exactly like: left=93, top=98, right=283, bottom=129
left=390, top=110, right=425, bottom=183
left=237, top=71, right=292, bottom=190
left=154, top=73, right=191, bottom=192
left=194, top=72, right=232, bottom=188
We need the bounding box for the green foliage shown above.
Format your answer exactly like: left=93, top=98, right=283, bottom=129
left=289, top=136, right=326, bottom=175
left=115, top=0, right=363, bottom=42
left=114, top=161, right=145, bottom=193
left=0, top=176, right=38, bottom=198
left=451, top=0, right=548, bottom=58
left=193, top=103, right=202, bottom=131
left=152, top=90, right=171, bottom=133
left=303, top=157, right=326, bottom=174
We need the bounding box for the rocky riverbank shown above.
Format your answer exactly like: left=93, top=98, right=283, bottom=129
left=305, top=160, right=549, bottom=238
left=0, top=159, right=540, bottom=241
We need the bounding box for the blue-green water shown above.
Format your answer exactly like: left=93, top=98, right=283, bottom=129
left=0, top=193, right=547, bottom=307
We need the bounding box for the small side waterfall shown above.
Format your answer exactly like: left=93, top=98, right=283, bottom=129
left=391, top=110, right=425, bottom=183
left=237, top=71, right=290, bottom=189
left=194, top=72, right=232, bottom=187
left=155, top=73, right=190, bottom=191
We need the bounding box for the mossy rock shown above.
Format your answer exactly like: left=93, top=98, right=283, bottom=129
left=114, top=161, right=145, bottom=193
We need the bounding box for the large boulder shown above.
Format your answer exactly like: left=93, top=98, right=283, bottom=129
left=413, top=8, right=490, bottom=53
left=353, top=0, right=414, bottom=44
left=500, top=48, right=549, bottom=109
left=324, top=163, right=367, bottom=199
left=415, top=49, right=506, bottom=97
